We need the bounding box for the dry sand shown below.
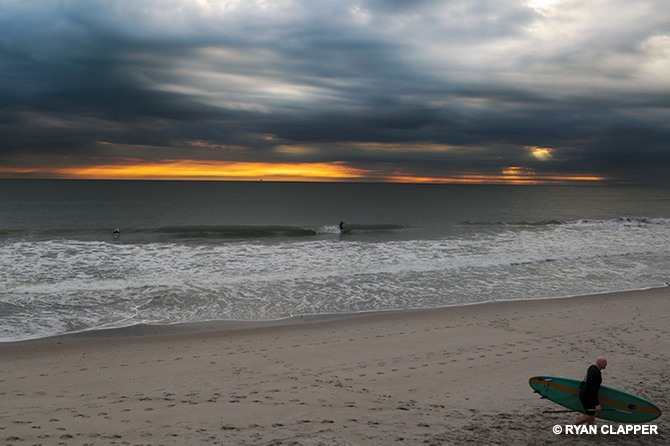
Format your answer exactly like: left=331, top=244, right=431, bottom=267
left=1, top=287, right=668, bottom=445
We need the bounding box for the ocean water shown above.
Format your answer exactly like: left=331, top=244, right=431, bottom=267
left=2, top=180, right=670, bottom=341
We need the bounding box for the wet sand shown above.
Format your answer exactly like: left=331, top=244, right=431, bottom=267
left=1, top=287, right=668, bottom=445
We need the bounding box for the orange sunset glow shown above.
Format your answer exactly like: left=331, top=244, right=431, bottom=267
left=51, top=160, right=372, bottom=182
left=6, top=159, right=608, bottom=184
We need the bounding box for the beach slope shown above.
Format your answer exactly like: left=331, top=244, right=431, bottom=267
left=1, top=288, right=668, bottom=445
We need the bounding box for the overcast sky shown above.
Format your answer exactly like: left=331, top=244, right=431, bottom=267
left=1, top=0, right=669, bottom=183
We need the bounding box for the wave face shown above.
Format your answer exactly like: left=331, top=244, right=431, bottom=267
left=0, top=224, right=411, bottom=243
left=2, top=181, right=670, bottom=341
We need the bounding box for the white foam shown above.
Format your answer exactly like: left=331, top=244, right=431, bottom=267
left=3, top=218, right=670, bottom=341
left=316, top=225, right=342, bottom=234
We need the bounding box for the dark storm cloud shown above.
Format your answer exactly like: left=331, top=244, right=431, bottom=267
left=1, top=0, right=669, bottom=182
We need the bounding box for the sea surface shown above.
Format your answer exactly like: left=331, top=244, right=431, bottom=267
left=2, top=180, right=670, bottom=342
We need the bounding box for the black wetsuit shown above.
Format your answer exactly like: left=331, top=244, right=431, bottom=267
left=579, top=364, right=602, bottom=415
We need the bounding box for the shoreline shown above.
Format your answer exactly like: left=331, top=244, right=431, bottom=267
left=2, top=287, right=668, bottom=445
left=5, top=284, right=669, bottom=345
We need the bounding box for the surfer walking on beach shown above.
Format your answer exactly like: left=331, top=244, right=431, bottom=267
left=573, top=356, right=607, bottom=426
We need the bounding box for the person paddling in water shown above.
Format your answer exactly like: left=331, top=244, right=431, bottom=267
left=573, top=356, right=608, bottom=425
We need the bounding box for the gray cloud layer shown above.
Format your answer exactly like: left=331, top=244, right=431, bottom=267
left=1, top=0, right=669, bottom=182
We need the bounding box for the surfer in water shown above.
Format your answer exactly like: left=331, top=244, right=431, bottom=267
left=573, top=356, right=607, bottom=425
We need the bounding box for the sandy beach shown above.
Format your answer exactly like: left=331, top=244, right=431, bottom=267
left=1, top=287, right=668, bottom=445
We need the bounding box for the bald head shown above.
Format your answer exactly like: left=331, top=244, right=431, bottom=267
left=596, top=356, right=608, bottom=370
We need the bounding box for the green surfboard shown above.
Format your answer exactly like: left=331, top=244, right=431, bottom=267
left=529, top=376, right=662, bottom=423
